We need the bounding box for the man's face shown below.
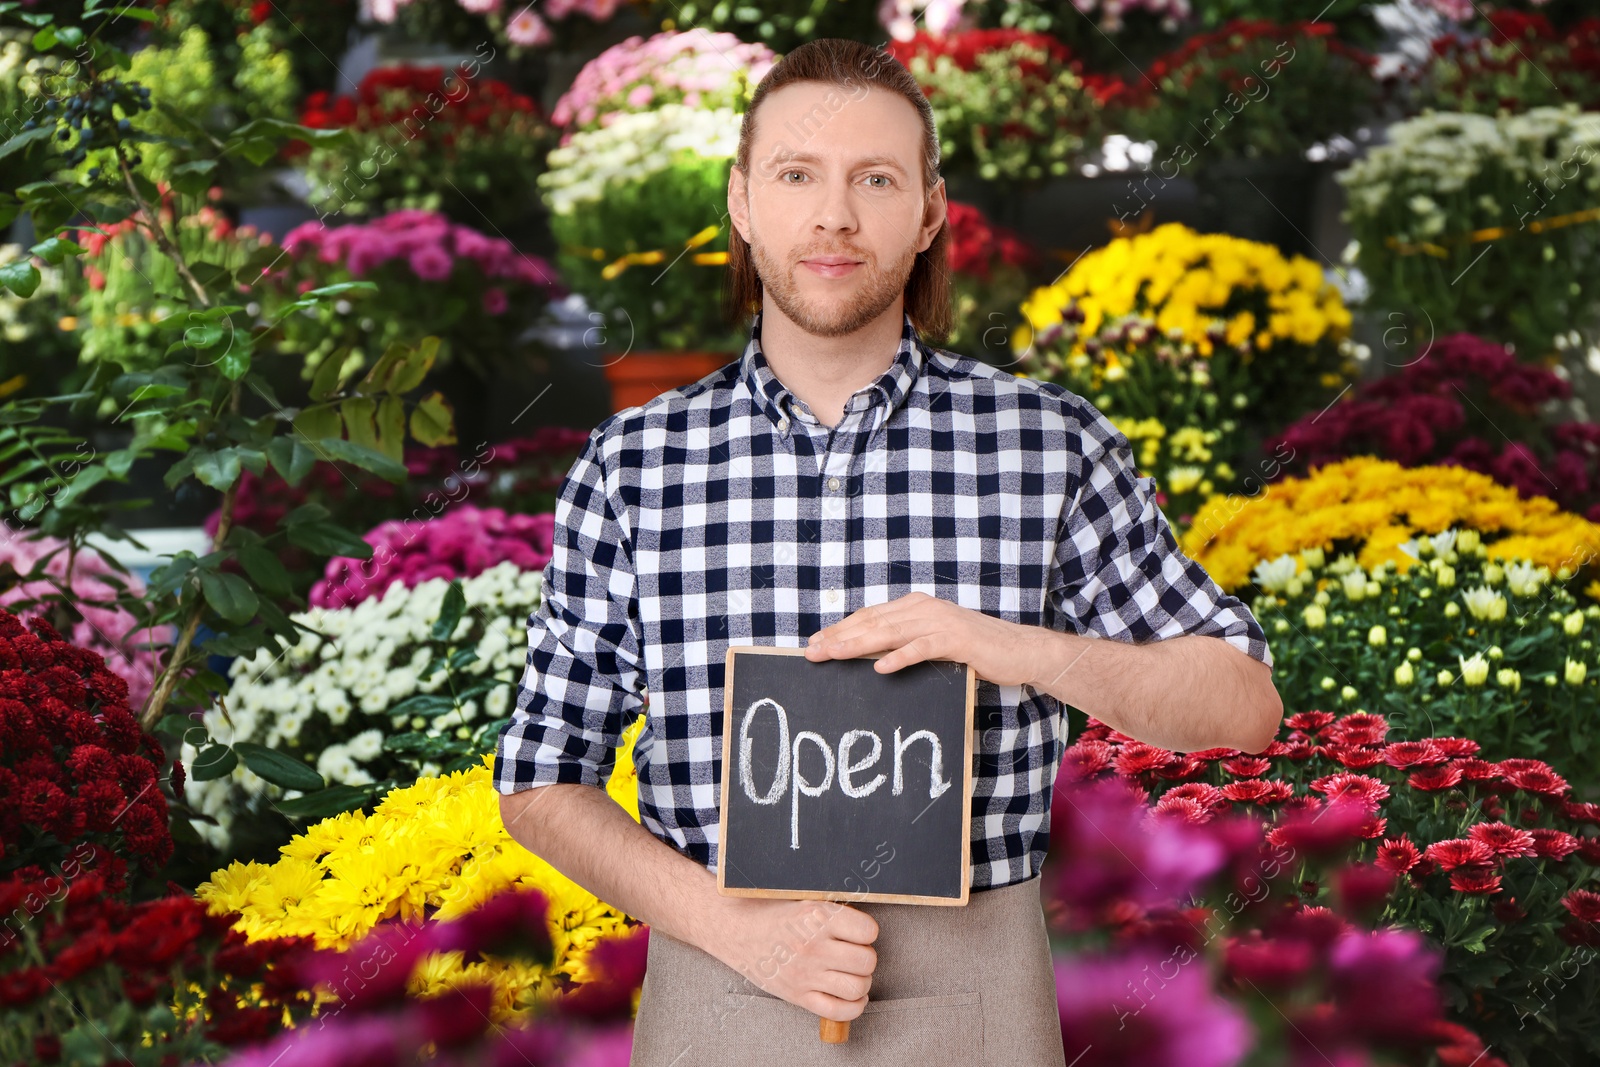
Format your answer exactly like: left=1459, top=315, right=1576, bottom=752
left=730, top=80, right=944, bottom=339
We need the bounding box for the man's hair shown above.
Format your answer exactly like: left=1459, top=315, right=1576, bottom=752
left=723, top=37, right=953, bottom=344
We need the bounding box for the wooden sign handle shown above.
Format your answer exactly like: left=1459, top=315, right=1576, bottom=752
left=819, top=1018, right=850, bottom=1043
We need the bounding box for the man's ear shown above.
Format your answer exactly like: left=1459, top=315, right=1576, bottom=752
left=728, top=162, right=750, bottom=244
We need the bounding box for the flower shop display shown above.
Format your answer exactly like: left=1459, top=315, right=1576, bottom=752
left=550, top=31, right=776, bottom=145
left=0, top=605, right=177, bottom=880
left=1061, top=711, right=1600, bottom=1064
left=1337, top=106, right=1600, bottom=362
left=1111, top=19, right=1379, bottom=162
left=267, top=209, right=566, bottom=383
left=538, top=103, right=746, bottom=354
left=1240, top=528, right=1600, bottom=789
left=965, top=0, right=1189, bottom=71
left=1421, top=12, right=1600, bottom=114
left=365, top=0, right=635, bottom=59
left=205, top=428, right=588, bottom=593
left=0, top=862, right=317, bottom=1065
left=153, top=0, right=361, bottom=96
left=887, top=29, right=1105, bottom=182
left=940, top=198, right=1039, bottom=362
left=0, top=241, right=78, bottom=401
left=652, top=0, right=885, bottom=56
left=180, top=561, right=545, bottom=851
left=1269, top=331, right=1600, bottom=522
left=71, top=22, right=299, bottom=192
left=59, top=188, right=273, bottom=382
left=1014, top=223, right=1361, bottom=465
left=198, top=731, right=644, bottom=1019
left=214, top=887, right=645, bottom=1067
left=0, top=533, right=170, bottom=711
left=1040, top=774, right=1502, bottom=1067
left=311, top=504, right=555, bottom=609
left=291, top=64, right=555, bottom=230
left=1181, top=457, right=1600, bottom=593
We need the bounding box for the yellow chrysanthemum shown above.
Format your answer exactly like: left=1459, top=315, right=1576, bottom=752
left=1182, top=457, right=1600, bottom=591
left=1015, top=223, right=1350, bottom=358
left=196, top=713, right=649, bottom=1023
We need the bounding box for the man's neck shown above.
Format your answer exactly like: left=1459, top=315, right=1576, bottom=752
left=756, top=302, right=905, bottom=430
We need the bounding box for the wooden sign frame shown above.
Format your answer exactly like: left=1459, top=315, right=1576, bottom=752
left=716, top=645, right=977, bottom=906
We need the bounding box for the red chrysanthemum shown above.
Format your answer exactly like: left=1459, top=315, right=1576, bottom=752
left=1563, top=889, right=1600, bottom=923
left=1060, top=740, right=1115, bottom=781
left=1455, top=758, right=1500, bottom=782
left=1162, top=782, right=1227, bottom=812
left=1408, top=764, right=1464, bottom=792
left=1324, top=711, right=1389, bottom=747
left=1528, top=828, right=1582, bottom=860
left=1503, top=766, right=1571, bottom=797
left=1310, top=772, right=1390, bottom=809
left=1384, top=740, right=1448, bottom=769
left=1322, top=743, right=1384, bottom=769
left=1152, top=794, right=1214, bottom=824
left=1375, top=836, right=1422, bottom=875
left=1284, top=711, right=1335, bottom=733
left=1223, top=755, right=1272, bottom=778
left=1431, top=737, right=1481, bottom=758
left=1114, top=741, right=1178, bottom=777
left=1467, top=822, right=1537, bottom=858
left=1449, top=869, right=1504, bottom=895
left=1220, top=779, right=1294, bottom=805
left=1424, top=838, right=1495, bottom=871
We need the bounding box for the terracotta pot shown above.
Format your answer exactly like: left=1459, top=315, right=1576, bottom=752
left=601, top=350, right=735, bottom=414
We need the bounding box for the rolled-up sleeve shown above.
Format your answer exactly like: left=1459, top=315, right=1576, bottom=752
left=1050, top=406, right=1273, bottom=670
left=494, top=425, right=646, bottom=793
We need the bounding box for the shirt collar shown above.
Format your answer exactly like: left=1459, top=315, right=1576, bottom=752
left=741, top=309, right=926, bottom=432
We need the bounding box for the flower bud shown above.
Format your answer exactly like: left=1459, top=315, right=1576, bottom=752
left=1435, top=564, right=1456, bottom=588
left=1368, top=625, right=1387, bottom=647
left=1303, top=604, right=1327, bottom=629
left=1564, top=611, right=1584, bottom=636
left=1444, top=602, right=1461, bottom=618
left=1321, top=676, right=1337, bottom=691
left=1407, top=647, right=1423, bottom=662
left=1565, top=658, right=1587, bottom=686
left=1437, top=669, right=1454, bottom=686
left=1394, top=661, right=1415, bottom=687
left=1341, top=685, right=1359, bottom=702
left=1488, top=645, right=1503, bottom=660
left=1496, top=668, right=1521, bottom=693
left=1459, top=653, right=1490, bottom=687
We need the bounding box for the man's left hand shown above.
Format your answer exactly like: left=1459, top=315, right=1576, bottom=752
left=803, top=591, right=1049, bottom=688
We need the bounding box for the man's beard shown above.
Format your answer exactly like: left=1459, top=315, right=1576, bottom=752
left=748, top=232, right=918, bottom=338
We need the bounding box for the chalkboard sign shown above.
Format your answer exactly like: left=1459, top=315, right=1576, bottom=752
left=717, top=646, right=976, bottom=906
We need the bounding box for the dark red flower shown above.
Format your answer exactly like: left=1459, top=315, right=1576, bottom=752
left=1284, top=711, right=1335, bottom=733
left=1528, top=828, right=1581, bottom=860
left=1114, top=741, right=1178, bottom=777
left=1424, top=838, right=1494, bottom=871
left=1504, top=766, right=1570, bottom=797
left=1564, top=888, right=1600, bottom=923
left=1467, top=822, right=1536, bottom=858
left=1323, top=743, right=1384, bottom=769
left=1310, top=772, right=1390, bottom=809
left=1449, top=869, right=1503, bottom=895
left=1220, top=779, right=1294, bottom=805
left=1224, top=930, right=1315, bottom=987
left=1384, top=740, right=1447, bottom=769
left=1223, top=756, right=1271, bottom=778
left=1375, top=836, right=1422, bottom=875
left=1060, top=740, right=1115, bottom=781
left=1409, top=764, right=1465, bottom=792
left=1456, top=758, right=1500, bottom=782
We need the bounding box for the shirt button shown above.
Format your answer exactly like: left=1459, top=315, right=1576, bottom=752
left=826, top=476, right=841, bottom=492
left=777, top=416, right=789, bottom=433
left=825, top=589, right=842, bottom=604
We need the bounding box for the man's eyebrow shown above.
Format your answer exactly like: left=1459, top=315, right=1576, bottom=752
left=776, top=151, right=910, bottom=176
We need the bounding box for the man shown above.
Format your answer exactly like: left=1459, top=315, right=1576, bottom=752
left=495, top=37, right=1282, bottom=1067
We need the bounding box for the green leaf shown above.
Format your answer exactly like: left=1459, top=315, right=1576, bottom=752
left=432, top=579, right=465, bottom=642
left=192, top=448, right=242, bottom=491
left=234, top=742, right=325, bottom=792
left=292, top=405, right=340, bottom=442
left=99, top=5, right=159, bottom=21
left=387, top=693, right=460, bottom=718
left=286, top=521, right=372, bottom=558
left=191, top=744, right=238, bottom=781
left=0, top=256, right=40, bottom=298
left=310, top=345, right=353, bottom=401
left=168, top=159, right=219, bottom=198
left=376, top=394, right=405, bottom=465
left=216, top=347, right=251, bottom=381
left=154, top=714, right=209, bottom=747
left=266, top=435, right=316, bottom=486
left=198, top=568, right=258, bottom=624
left=52, top=464, right=108, bottom=507
left=237, top=545, right=292, bottom=598
left=409, top=390, right=455, bottom=447
left=0, top=125, right=57, bottom=164
left=274, top=784, right=372, bottom=820
left=358, top=342, right=408, bottom=395
left=341, top=396, right=377, bottom=452
left=312, top=435, right=407, bottom=483
left=28, top=235, right=86, bottom=265
left=388, top=336, right=440, bottom=394
left=31, top=25, right=56, bottom=49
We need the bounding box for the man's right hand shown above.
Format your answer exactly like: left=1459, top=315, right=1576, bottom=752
left=706, top=897, right=881, bottom=1021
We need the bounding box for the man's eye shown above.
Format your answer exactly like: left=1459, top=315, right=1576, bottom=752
left=866, top=174, right=891, bottom=188
left=783, top=171, right=805, bottom=183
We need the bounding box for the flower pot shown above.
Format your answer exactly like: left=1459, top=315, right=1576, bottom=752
left=601, top=350, right=736, bottom=414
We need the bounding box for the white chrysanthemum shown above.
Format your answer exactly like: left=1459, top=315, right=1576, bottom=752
left=1252, top=554, right=1298, bottom=593
left=1504, top=560, right=1550, bottom=597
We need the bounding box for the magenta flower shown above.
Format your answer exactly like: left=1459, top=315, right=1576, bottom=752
left=1055, top=949, right=1253, bottom=1067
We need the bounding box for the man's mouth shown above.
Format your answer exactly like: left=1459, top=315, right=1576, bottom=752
left=802, top=256, right=864, bottom=277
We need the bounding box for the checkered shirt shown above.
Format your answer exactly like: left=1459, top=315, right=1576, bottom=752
left=494, top=309, right=1273, bottom=891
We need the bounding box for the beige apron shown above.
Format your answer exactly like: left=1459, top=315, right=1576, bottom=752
left=627, top=874, right=1067, bottom=1067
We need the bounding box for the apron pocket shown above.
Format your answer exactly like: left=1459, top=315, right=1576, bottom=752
left=716, top=989, right=983, bottom=1062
